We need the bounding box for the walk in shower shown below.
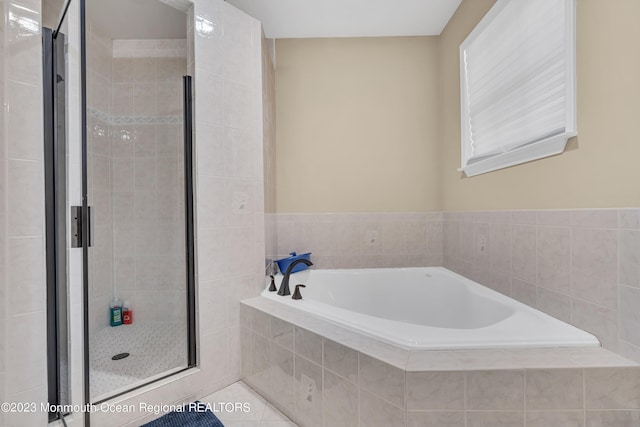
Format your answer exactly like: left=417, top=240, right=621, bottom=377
left=83, top=0, right=195, bottom=401
left=44, top=0, right=196, bottom=412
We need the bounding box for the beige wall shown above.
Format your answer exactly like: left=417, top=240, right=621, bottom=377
left=276, top=1, right=640, bottom=213
left=440, top=0, right=640, bottom=210
left=275, top=37, right=441, bottom=213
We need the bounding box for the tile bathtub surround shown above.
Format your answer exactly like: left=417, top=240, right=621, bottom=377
left=276, top=212, right=443, bottom=269
left=442, top=209, right=640, bottom=364
left=274, top=208, right=640, bottom=363
left=241, top=304, right=640, bottom=427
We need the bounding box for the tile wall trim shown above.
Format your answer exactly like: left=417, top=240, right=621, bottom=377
left=88, top=107, right=183, bottom=125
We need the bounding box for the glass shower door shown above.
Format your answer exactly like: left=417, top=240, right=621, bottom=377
left=84, top=0, right=195, bottom=401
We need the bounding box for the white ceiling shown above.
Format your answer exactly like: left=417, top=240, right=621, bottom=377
left=86, top=0, right=462, bottom=41
left=88, top=0, right=187, bottom=40
left=226, top=0, right=463, bottom=38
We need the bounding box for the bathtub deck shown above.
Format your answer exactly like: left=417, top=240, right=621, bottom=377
left=242, top=296, right=637, bottom=372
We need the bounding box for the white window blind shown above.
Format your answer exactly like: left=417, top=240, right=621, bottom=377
left=459, top=0, right=576, bottom=176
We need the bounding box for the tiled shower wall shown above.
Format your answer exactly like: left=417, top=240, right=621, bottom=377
left=109, top=39, right=188, bottom=327
left=442, top=209, right=640, bottom=364
left=86, top=29, right=188, bottom=335
left=1, top=0, right=49, bottom=424
left=86, top=21, right=113, bottom=336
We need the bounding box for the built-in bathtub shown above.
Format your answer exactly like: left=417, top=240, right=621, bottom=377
left=243, top=267, right=636, bottom=427
left=262, top=267, right=599, bottom=350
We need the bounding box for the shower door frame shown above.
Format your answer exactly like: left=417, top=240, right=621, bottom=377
left=79, top=0, right=198, bottom=418
left=43, top=25, right=69, bottom=424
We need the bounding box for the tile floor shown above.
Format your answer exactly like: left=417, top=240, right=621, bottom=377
left=201, top=382, right=298, bottom=427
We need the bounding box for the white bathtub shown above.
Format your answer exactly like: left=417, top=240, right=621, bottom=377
left=262, top=267, right=600, bottom=350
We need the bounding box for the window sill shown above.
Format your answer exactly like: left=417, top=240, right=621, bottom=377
left=459, top=132, right=577, bottom=177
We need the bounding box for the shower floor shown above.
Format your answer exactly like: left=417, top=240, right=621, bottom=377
left=90, top=323, right=188, bottom=400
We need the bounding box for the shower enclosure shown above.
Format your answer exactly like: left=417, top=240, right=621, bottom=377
left=83, top=0, right=196, bottom=402
left=43, top=0, right=196, bottom=417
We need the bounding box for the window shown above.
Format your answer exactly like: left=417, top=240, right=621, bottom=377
left=459, top=0, right=576, bottom=177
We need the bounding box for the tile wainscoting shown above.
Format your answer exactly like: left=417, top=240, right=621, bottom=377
left=441, top=209, right=640, bottom=364
left=275, top=212, right=443, bottom=269
left=240, top=301, right=640, bottom=427
left=272, top=209, right=640, bottom=364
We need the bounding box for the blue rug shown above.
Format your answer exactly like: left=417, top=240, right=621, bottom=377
left=141, top=402, right=224, bottom=427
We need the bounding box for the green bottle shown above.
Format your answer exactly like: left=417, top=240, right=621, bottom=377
left=110, top=299, right=123, bottom=326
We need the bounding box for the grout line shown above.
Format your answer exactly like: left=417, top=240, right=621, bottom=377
left=292, top=324, right=297, bottom=425
left=617, top=227, right=622, bottom=350
left=320, top=337, right=324, bottom=427
left=402, top=365, right=407, bottom=425
left=357, top=350, right=361, bottom=427
left=582, top=368, right=587, bottom=427
left=320, top=351, right=356, bottom=387
left=358, top=353, right=406, bottom=409
left=523, top=369, right=527, bottom=427
left=534, top=222, right=539, bottom=311
left=463, top=370, right=468, bottom=427
left=570, top=294, right=617, bottom=312
left=509, top=220, right=514, bottom=296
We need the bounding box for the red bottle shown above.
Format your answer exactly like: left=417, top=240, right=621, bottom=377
left=123, top=300, right=133, bottom=324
